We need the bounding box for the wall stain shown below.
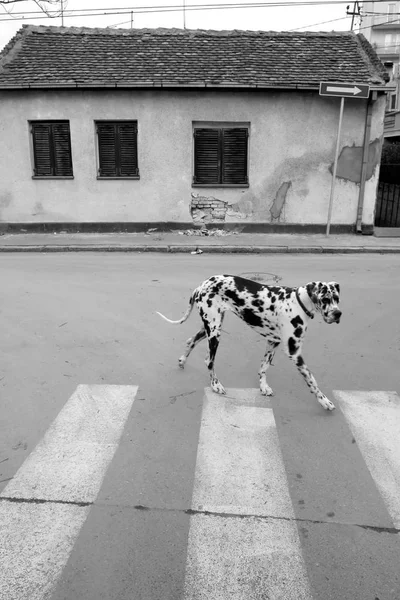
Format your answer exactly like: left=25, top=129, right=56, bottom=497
left=270, top=181, right=291, bottom=220
left=0, top=191, right=12, bottom=219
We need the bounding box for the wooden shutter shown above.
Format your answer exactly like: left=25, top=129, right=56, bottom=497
left=222, top=128, right=248, bottom=184
left=97, top=123, right=118, bottom=177
left=52, top=122, right=73, bottom=176
left=32, top=121, right=72, bottom=177
left=32, top=123, right=53, bottom=176
left=118, top=123, right=139, bottom=177
left=193, top=129, right=220, bottom=184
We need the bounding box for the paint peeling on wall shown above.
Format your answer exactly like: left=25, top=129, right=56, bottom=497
left=270, top=181, right=291, bottom=221
left=0, top=191, right=13, bottom=220
left=332, top=138, right=381, bottom=184
left=190, top=193, right=249, bottom=223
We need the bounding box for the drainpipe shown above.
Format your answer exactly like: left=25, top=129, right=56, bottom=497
left=356, top=92, right=375, bottom=233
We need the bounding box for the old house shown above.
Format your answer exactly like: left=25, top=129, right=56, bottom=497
left=0, top=25, right=389, bottom=232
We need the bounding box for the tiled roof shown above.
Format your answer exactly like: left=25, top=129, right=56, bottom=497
left=0, top=25, right=389, bottom=89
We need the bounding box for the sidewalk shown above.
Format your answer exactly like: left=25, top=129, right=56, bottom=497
left=1, top=229, right=400, bottom=253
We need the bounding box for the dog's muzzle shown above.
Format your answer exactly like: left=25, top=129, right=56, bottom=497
left=328, top=309, right=342, bottom=324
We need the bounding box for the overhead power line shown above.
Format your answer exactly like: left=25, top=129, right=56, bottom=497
left=0, top=0, right=393, bottom=18
left=289, top=15, right=350, bottom=30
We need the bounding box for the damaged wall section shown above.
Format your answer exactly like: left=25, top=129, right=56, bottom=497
left=270, top=181, right=291, bottom=221
left=190, top=194, right=228, bottom=223
left=332, top=139, right=381, bottom=183
left=190, top=193, right=252, bottom=223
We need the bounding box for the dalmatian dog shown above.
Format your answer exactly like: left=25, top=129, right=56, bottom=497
left=156, top=275, right=341, bottom=411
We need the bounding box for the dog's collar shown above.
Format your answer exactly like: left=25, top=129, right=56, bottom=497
left=295, top=288, right=314, bottom=319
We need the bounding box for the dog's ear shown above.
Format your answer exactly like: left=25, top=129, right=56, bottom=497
left=306, top=282, right=318, bottom=299
left=331, top=282, right=340, bottom=294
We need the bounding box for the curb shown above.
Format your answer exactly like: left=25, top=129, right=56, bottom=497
left=0, top=245, right=399, bottom=254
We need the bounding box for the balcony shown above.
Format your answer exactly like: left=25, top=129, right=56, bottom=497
left=372, top=16, right=400, bottom=28
left=378, top=45, right=400, bottom=55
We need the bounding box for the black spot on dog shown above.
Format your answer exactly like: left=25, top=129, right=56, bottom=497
left=296, top=355, right=304, bottom=366
left=212, top=281, right=224, bottom=294
left=224, top=288, right=245, bottom=306
left=291, top=315, right=304, bottom=328
left=208, top=337, right=219, bottom=365
left=288, top=337, right=298, bottom=355
left=294, top=327, right=303, bottom=338
left=231, top=276, right=264, bottom=295
left=241, top=308, right=263, bottom=328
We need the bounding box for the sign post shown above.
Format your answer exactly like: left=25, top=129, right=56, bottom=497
left=319, top=82, right=370, bottom=235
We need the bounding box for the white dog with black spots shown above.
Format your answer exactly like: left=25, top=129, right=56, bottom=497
left=157, top=275, right=341, bottom=411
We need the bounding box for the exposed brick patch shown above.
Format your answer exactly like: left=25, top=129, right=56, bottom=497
left=190, top=193, right=229, bottom=223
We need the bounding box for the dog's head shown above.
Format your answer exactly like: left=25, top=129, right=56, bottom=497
left=306, top=281, right=341, bottom=324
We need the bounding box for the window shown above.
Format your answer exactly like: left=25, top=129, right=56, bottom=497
left=96, top=121, right=139, bottom=178
left=193, top=126, right=249, bottom=186
left=31, top=121, right=73, bottom=177
left=391, top=94, right=397, bottom=110
left=387, top=3, right=396, bottom=22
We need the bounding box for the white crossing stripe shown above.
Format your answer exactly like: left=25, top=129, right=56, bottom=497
left=183, top=388, right=313, bottom=600
left=0, top=384, right=138, bottom=600
left=334, top=390, right=400, bottom=529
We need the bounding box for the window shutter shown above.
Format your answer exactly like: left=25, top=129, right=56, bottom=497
left=98, top=123, right=118, bottom=177
left=118, top=123, right=139, bottom=177
left=222, top=128, right=248, bottom=184
left=52, top=122, right=73, bottom=176
left=32, top=123, right=53, bottom=176
left=194, top=129, right=220, bottom=184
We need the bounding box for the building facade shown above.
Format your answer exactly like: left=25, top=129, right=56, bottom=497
left=0, top=26, right=390, bottom=232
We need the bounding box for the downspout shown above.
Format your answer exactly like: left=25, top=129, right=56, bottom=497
left=356, top=92, right=375, bottom=233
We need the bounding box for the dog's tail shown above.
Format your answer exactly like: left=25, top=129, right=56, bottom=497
left=156, top=291, right=196, bottom=325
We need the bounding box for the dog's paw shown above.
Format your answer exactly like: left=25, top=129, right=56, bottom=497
left=178, top=356, right=186, bottom=369
left=211, top=378, right=226, bottom=395
left=260, top=382, right=274, bottom=396
left=318, top=395, right=335, bottom=411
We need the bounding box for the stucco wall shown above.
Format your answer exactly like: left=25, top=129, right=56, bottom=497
left=0, top=88, right=385, bottom=225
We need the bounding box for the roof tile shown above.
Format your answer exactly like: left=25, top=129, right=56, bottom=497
left=0, top=25, right=389, bottom=89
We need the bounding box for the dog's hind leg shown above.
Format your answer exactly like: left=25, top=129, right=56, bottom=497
left=259, top=340, right=280, bottom=396
left=179, top=327, right=206, bottom=369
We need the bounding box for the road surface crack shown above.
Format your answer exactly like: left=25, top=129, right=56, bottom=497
left=0, top=495, right=92, bottom=508
left=132, top=504, right=400, bottom=534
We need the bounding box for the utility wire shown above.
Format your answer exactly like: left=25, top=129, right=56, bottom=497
left=289, top=15, right=350, bottom=30
left=0, top=0, right=393, bottom=16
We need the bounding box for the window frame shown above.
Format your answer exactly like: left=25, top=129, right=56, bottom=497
left=30, top=120, right=74, bottom=179
left=96, top=120, right=139, bottom=180
left=192, top=123, right=249, bottom=188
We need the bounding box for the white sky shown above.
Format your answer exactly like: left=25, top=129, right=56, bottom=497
left=0, top=0, right=361, bottom=51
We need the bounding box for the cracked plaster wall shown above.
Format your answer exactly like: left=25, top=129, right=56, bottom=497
left=0, top=89, right=386, bottom=226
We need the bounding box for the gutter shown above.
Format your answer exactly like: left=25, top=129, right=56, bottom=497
left=0, top=82, right=391, bottom=91
left=356, top=91, right=375, bottom=233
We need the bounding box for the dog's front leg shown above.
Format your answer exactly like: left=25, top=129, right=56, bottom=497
left=206, top=335, right=226, bottom=395
left=285, top=336, right=335, bottom=411
left=259, top=340, right=280, bottom=396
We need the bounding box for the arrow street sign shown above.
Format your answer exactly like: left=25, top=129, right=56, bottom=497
left=319, top=82, right=370, bottom=99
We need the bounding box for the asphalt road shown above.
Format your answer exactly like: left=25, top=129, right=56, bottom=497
left=0, top=253, right=399, bottom=600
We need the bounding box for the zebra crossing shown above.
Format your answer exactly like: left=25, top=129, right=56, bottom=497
left=0, top=385, right=399, bottom=599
